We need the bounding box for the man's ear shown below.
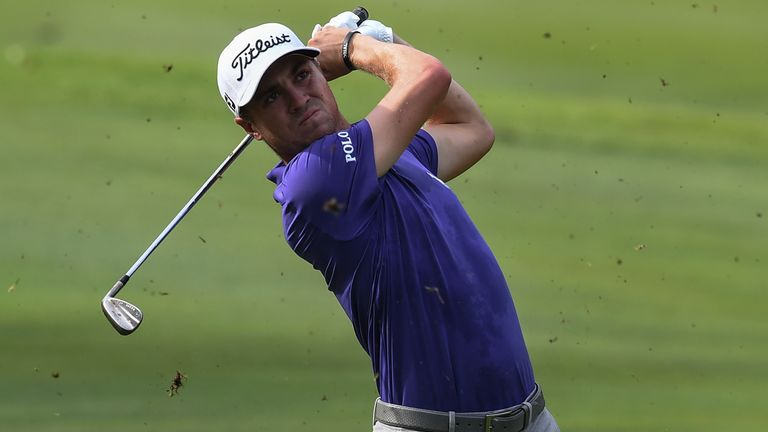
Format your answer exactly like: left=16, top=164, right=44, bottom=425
left=234, top=116, right=263, bottom=140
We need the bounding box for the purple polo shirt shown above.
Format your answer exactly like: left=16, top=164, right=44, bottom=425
left=266, top=120, right=535, bottom=412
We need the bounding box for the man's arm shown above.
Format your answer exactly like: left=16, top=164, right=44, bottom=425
left=309, top=28, right=452, bottom=177
left=392, top=35, right=495, bottom=182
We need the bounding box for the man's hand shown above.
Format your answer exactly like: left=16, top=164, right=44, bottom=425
left=308, top=26, right=355, bottom=82
left=357, top=20, right=393, bottom=43
left=312, top=10, right=360, bottom=37
left=312, top=11, right=393, bottom=43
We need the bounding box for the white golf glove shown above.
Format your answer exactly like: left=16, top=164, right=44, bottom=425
left=327, top=11, right=362, bottom=29
left=358, top=20, right=393, bottom=43
left=312, top=11, right=360, bottom=38
left=312, top=12, right=393, bottom=44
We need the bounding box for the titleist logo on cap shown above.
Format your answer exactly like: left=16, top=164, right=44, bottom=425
left=231, top=33, right=292, bottom=81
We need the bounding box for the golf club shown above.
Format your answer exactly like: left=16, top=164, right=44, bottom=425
left=101, top=134, right=253, bottom=335
left=102, top=6, right=369, bottom=336
left=353, top=6, right=369, bottom=24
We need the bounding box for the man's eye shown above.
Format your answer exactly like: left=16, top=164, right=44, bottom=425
left=297, top=70, right=310, bottom=81
left=265, top=91, right=278, bottom=104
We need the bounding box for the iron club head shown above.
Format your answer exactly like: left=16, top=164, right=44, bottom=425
left=101, top=296, right=143, bottom=335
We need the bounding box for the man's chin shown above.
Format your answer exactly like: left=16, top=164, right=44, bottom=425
left=301, top=116, right=336, bottom=141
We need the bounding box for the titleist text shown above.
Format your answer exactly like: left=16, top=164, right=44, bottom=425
left=232, top=34, right=292, bottom=81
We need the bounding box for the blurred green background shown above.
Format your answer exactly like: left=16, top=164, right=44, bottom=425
left=2, top=0, right=767, bottom=430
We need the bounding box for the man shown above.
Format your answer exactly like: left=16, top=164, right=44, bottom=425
left=216, top=11, right=559, bottom=432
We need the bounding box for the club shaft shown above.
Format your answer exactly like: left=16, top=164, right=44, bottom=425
left=109, top=134, right=253, bottom=297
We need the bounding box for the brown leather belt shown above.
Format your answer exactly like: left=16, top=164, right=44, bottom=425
left=373, top=384, right=545, bottom=432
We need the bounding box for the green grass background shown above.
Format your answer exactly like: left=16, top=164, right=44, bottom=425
left=2, top=0, right=767, bottom=430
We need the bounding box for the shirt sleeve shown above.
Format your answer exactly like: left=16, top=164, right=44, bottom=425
left=405, top=129, right=439, bottom=175
left=280, top=120, right=380, bottom=241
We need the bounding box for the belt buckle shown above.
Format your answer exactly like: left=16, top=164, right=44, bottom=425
left=483, top=402, right=530, bottom=432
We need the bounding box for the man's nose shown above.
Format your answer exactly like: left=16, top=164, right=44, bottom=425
left=286, top=86, right=309, bottom=112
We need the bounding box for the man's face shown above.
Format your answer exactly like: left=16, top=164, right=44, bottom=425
left=238, top=54, right=345, bottom=160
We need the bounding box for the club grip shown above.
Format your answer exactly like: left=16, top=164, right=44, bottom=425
left=352, top=6, right=368, bottom=25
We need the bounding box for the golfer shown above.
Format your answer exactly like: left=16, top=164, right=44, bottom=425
left=217, top=11, right=559, bottom=432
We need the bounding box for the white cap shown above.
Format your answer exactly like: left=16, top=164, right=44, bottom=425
left=217, top=23, right=320, bottom=116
